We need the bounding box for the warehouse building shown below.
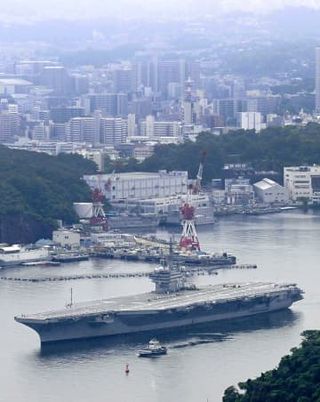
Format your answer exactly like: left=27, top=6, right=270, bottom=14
left=254, top=178, right=289, bottom=204
left=84, top=170, right=188, bottom=201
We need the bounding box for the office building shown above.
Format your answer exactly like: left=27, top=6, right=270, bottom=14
left=284, top=165, right=320, bottom=202
left=50, top=107, right=85, bottom=123
left=40, top=66, right=69, bottom=94
left=89, top=93, right=128, bottom=117
left=140, top=115, right=182, bottom=138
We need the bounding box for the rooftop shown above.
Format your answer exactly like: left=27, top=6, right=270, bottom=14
left=254, top=178, right=280, bottom=190
left=84, top=171, right=188, bottom=181
left=0, top=78, right=32, bottom=86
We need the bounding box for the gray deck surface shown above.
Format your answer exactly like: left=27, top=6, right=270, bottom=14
left=17, top=282, right=298, bottom=322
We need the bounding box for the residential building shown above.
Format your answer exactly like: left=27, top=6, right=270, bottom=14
left=237, top=112, right=262, bottom=132
left=0, top=111, right=19, bottom=143
left=316, top=47, right=320, bottom=113
left=141, top=115, right=182, bottom=138
left=100, top=117, right=127, bottom=146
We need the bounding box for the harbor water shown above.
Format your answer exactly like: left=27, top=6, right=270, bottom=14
left=1, top=210, right=320, bottom=402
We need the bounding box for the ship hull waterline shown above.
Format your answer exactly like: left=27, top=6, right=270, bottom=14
left=16, top=297, right=298, bottom=344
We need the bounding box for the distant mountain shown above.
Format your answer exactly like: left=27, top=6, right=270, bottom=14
left=1, top=6, right=320, bottom=47
left=263, top=6, right=320, bottom=38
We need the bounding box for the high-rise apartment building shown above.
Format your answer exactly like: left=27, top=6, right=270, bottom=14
left=68, top=117, right=100, bottom=143
left=315, top=47, right=320, bottom=113
left=0, top=111, right=19, bottom=143
left=89, top=93, right=128, bottom=117
left=100, top=118, right=127, bottom=146
left=237, top=112, right=262, bottom=132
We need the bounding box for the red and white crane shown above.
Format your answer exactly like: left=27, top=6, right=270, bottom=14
left=90, top=176, right=108, bottom=231
left=179, top=152, right=206, bottom=251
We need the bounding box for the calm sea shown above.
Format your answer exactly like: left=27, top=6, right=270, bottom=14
left=1, top=210, right=319, bottom=402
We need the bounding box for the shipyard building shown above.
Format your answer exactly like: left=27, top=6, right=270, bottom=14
left=284, top=165, right=320, bottom=203
left=84, top=171, right=188, bottom=201
left=253, top=178, right=289, bottom=204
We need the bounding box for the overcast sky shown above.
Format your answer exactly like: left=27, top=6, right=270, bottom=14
left=1, top=0, right=320, bottom=22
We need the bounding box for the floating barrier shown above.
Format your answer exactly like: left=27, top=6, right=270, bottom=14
left=0, top=264, right=256, bottom=283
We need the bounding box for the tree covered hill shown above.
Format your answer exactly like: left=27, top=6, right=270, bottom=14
left=223, top=330, right=320, bottom=402
left=110, top=124, right=320, bottom=183
left=0, top=146, right=96, bottom=243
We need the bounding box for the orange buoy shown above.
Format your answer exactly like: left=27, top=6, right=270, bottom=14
left=125, top=363, right=130, bottom=374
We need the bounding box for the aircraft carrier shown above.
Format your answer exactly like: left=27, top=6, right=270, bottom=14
left=15, top=262, right=303, bottom=344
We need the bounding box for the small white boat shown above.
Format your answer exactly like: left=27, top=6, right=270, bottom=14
left=137, top=339, right=167, bottom=357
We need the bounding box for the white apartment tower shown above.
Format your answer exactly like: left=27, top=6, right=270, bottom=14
left=316, top=47, right=320, bottom=113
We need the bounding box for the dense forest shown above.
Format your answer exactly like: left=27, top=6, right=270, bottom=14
left=108, top=124, right=320, bottom=183
left=0, top=146, right=96, bottom=243
left=223, top=330, right=320, bottom=402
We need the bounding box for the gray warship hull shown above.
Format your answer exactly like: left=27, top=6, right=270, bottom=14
left=15, top=282, right=302, bottom=344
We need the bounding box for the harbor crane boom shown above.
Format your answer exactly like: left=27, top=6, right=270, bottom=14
left=194, top=151, right=207, bottom=194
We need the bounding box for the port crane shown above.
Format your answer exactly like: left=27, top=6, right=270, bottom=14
left=193, top=151, right=207, bottom=194
left=179, top=152, right=206, bottom=251
left=90, top=175, right=108, bottom=231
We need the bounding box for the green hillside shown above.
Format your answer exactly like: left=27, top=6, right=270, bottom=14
left=223, top=330, right=320, bottom=402
left=109, top=124, right=320, bottom=183
left=0, top=146, right=96, bottom=243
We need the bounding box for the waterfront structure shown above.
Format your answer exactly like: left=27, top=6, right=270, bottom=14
left=253, top=178, right=289, bottom=204
left=123, top=193, right=214, bottom=226
left=284, top=165, right=320, bottom=202
left=52, top=229, right=81, bottom=248
left=84, top=171, right=188, bottom=201
left=224, top=178, right=254, bottom=206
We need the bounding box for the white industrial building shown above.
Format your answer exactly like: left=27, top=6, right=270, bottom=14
left=52, top=229, right=81, bottom=248
left=254, top=178, right=289, bottom=204
left=284, top=165, right=320, bottom=203
left=83, top=171, right=188, bottom=201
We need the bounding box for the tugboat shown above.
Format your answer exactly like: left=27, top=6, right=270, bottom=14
left=137, top=339, right=167, bottom=357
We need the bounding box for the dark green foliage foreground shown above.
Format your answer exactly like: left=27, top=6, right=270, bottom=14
left=223, top=330, right=320, bottom=402
left=0, top=146, right=96, bottom=243
left=109, top=124, right=320, bottom=183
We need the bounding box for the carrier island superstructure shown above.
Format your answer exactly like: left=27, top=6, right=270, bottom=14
left=15, top=258, right=303, bottom=344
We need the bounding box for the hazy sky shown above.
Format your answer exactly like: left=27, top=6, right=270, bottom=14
left=2, top=0, right=320, bottom=22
